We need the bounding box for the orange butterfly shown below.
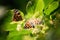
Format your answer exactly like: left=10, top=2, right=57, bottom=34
left=13, top=9, right=23, bottom=21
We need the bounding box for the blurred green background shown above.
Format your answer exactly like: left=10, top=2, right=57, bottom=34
left=0, top=0, right=60, bottom=40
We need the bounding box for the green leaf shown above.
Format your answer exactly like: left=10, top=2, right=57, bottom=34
left=35, top=0, right=44, bottom=13
left=33, top=0, right=44, bottom=18
left=43, top=0, right=54, bottom=9
left=7, top=30, right=32, bottom=40
left=44, top=1, right=59, bottom=15
left=7, top=31, right=23, bottom=40
left=5, top=23, right=17, bottom=31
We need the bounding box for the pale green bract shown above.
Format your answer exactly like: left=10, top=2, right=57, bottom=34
left=44, top=1, right=59, bottom=15
left=26, top=0, right=44, bottom=19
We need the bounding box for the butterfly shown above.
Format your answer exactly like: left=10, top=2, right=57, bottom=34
left=12, top=9, right=23, bottom=21
left=24, top=18, right=42, bottom=29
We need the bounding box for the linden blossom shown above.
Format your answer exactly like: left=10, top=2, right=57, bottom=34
left=10, top=19, right=25, bottom=24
